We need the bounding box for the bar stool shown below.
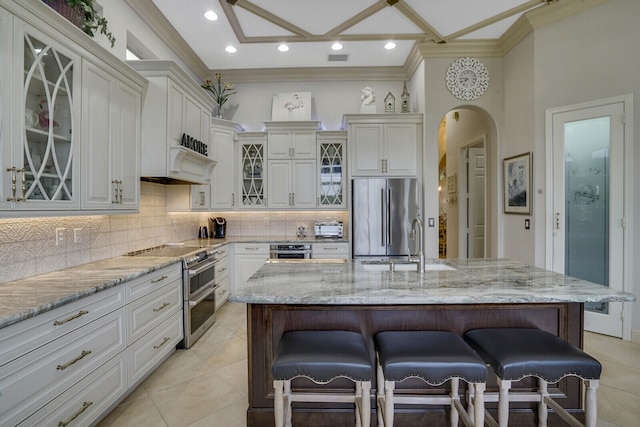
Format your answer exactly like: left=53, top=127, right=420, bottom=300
left=271, top=330, right=373, bottom=427
left=375, top=331, right=488, bottom=427
left=464, top=328, right=602, bottom=427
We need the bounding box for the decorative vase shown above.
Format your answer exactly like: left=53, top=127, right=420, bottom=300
left=44, top=1, right=84, bottom=29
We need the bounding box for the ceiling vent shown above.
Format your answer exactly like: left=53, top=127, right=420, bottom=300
left=328, top=54, right=349, bottom=62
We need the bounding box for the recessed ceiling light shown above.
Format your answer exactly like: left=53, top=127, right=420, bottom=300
left=278, top=44, right=289, bottom=52
left=384, top=42, right=396, bottom=50
left=204, top=10, right=218, bottom=21
left=331, top=42, right=343, bottom=51
left=225, top=45, right=237, bottom=53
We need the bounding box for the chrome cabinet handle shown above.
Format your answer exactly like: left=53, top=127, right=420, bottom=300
left=53, top=310, right=89, bottom=326
left=58, top=401, right=93, bottom=427
left=17, top=168, right=26, bottom=202
left=381, top=188, right=385, bottom=246
left=154, top=337, right=171, bottom=350
left=57, top=350, right=92, bottom=370
left=6, top=167, right=16, bottom=201
left=218, top=267, right=227, bottom=273
left=151, top=275, right=168, bottom=283
left=556, top=212, right=560, bottom=230
left=153, top=302, right=170, bottom=313
left=112, top=180, right=118, bottom=204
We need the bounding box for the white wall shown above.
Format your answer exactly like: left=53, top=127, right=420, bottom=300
left=503, top=0, right=640, bottom=334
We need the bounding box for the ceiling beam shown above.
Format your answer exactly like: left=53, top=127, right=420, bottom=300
left=392, top=1, right=444, bottom=43
left=220, top=0, right=247, bottom=42
left=230, top=0, right=313, bottom=38
left=324, top=1, right=388, bottom=38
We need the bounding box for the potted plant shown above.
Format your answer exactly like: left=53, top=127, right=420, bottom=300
left=43, top=0, right=116, bottom=47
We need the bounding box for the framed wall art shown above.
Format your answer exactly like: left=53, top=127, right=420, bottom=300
left=271, top=92, right=311, bottom=121
left=503, top=152, right=532, bottom=214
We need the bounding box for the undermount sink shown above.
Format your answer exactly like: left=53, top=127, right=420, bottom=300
left=360, top=261, right=455, bottom=272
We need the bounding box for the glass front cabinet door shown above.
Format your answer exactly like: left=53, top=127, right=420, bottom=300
left=4, top=23, right=81, bottom=210
left=317, top=132, right=346, bottom=208
left=238, top=135, right=266, bottom=208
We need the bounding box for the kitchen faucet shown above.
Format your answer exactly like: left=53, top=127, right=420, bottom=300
left=409, top=217, right=425, bottom=272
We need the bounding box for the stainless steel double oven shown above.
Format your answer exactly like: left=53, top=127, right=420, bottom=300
left=182, top=247, right=219, bottom=348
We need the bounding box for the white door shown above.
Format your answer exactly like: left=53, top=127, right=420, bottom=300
left=467, top=147, right=485, bottom=258
left=549, top=100, right=627, bottom=337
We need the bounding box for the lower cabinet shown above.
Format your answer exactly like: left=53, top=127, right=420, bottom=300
left=312, top=242, right=350, bottom=259
left=0, top=262, right=183, bottom=426
left=214, top=245, right=230, bottom=310
left=232, top=243, right=269, bottom=293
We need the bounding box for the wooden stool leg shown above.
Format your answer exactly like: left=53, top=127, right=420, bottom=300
left=585, top=379, right=599, bottom=427
left=450, top=377, right=460, bottom=427
left=376, top=361, right=385, bottom=427
left=273, top=380, right=284, bottom=427
left=284, top=380, right=292, bottom=427
left=498, top=378, right=511, bottom=427
left=361, top=381, right=372, bottom=427
left=474, top=383, right=486, bottom=427
left=538, top=379, right=548, bottom=427
left=384, top=379, right=395, bottom=427
left=355, top=382, right=363, bottom=427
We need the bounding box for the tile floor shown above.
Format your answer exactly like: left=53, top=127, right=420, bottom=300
left=98, top=302, right=640, bottom=427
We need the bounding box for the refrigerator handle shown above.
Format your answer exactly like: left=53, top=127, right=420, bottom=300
left=381, top=188, right=385, bottom=246
left=387, top=188, right=392, bottom=246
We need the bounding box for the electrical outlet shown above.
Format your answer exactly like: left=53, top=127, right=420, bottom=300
left=74, top=228, right=82, bottom=244
left=525, top=219, right=530, bottom=230
left=428, top=217, right=435, bottom=227
left=55, top=228, right=66, bottom=246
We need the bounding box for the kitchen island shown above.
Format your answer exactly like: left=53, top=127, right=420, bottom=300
left=232, top=258, right=636, bottom=427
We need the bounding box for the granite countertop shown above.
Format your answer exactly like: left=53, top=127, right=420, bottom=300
left=0, top=237, right=346, bottom=330
left=231, top=258, right=637, bottom=305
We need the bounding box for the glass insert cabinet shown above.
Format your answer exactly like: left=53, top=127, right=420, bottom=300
left=240, top=141, right=265, bottom=207
left=2, top=23, right=80, bottom=210
left=317, top=133, right=346, bottom=208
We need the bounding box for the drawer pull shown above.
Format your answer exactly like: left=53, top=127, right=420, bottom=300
left=151, top=275, right=168, bottom=283
left=53, top=310, right=89, bottom=326
left=57, top=350, right=92, bottom=371
left=58, top=401, right=93, bottom=427
left=218, top=267, right=227, bottom=273
left=324, top=247, right=338, bottom=250
left=153, top=302, right=170, bottom=313
left=219, top=289, right=227, bottom=296
left=245, top=247, right=259, bottom=251
left=219, top=249, right=226, bottom=255
left=154, top=337, right=171, bottom=349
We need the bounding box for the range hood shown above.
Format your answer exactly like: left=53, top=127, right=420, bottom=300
left=128, top=60, right=216, bottom=185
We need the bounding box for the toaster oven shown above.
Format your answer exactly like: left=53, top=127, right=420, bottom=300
left=314, top=221, right=344, bottom=239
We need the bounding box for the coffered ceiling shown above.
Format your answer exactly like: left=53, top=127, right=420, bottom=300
left=125, top=0, right=590, bottom=81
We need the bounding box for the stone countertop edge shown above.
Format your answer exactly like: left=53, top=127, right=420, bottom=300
left=231, top=258, right=637, bottom=306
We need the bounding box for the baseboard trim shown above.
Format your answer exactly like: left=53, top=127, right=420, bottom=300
left=631, top=330, right=640, bottom=344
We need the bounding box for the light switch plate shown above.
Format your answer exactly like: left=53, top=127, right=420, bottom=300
left=428, top=218, right=435, bottom=227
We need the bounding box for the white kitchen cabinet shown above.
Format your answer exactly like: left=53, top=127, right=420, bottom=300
left=1, top=17, right=81, bottom=211
left=345, top=114, right=423, bottom=177
left=214, top=245, right=230, bottom=309
left=265, top=121, right=319, bottom=159
left=313, top=242, right=350, bottom=259
left=232, top=243, right=269, bottom=293
left=127, top=60, right=216, bottom=185
left=211, top=118, right=242, bottom=209
left=166, top=184, right=210, bottom=211
left=317, top=131, right=347, bottom=208
left=237, top=132, right=267, bottom=208
left=81, top=60, right=143, bottom=211
left=267, top=159, right=316, bottom=209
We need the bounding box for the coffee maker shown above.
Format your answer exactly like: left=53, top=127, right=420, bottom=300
left=209, top=217, right=226, bottom=238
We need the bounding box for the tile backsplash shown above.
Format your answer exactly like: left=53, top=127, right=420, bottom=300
left=0, top=182, right=347, bottom=284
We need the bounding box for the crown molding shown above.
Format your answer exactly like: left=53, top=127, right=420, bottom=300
left=214, top=66, right=409, bottom=83
left=124, top=0, right=209, bottom=80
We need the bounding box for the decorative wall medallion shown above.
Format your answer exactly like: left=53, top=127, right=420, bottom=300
left=445, top=57, right=489, bottom=101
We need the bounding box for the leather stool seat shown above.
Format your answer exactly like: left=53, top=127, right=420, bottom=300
left=464, top=328, right=602, bottom=427
left=375, top=331, right=488, bottom=427
left=272, top=330, right=372, bottom=427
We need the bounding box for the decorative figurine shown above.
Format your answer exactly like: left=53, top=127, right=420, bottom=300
left=360, top=86, right=376, bottom=113
left=401, top=81, right=410, bottom=113
left=384, top=92, right=395, bottom=113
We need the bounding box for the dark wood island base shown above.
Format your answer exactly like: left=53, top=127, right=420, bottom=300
left=245, top=302, right=586, bottom=427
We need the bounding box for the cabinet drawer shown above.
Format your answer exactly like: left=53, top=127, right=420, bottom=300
left=215, top=255, right=229, bottom=279
left=234, top=243, right=269, bottom=255
left=126, top=280, right=182, bottom=344
left=0, top=308, right=125, bottom=427
left=0, top=286, right=124, bottom=367
left=215, top=245, right=230, bottom=258
left=313, top=243, right=349, bottom=259
left=125, top=262, right=182, bottom=302
left=17, top=354, right=126, bottom=427
left=215, top=276, right=230, bottom=310
left=126, top=311, right=183, bottom=387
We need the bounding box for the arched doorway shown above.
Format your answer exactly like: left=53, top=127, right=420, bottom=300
left=438, top=108, right=495, bottom=259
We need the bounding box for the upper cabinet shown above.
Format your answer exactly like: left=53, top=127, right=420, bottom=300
left=127, top=61, right=215, bottom=185
left=265, top=121, right=319, bottom=159
left=0, top=2, right=146, bottom=215
left=237, top=132, right=267, bottom=208
left=210, top=118, right=243, bottom=210
left=317, top=131, right=346, bottom=209
left=344, top=114, right=423, bottom=177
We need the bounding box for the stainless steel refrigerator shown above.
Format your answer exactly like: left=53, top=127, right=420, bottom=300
left=352, top=178, right=420, bottom=257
